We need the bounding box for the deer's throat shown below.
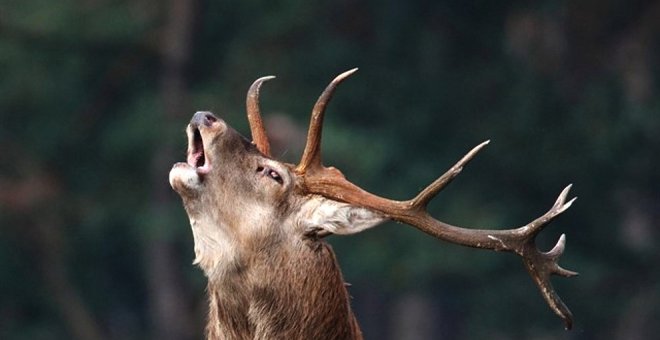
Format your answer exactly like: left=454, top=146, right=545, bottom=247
left=188, top=216, right=240, bottom=276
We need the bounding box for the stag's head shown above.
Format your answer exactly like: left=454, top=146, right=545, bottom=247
left=169, top=69, right=578, bottom=329
left=169, top=70, right=385, bottom=276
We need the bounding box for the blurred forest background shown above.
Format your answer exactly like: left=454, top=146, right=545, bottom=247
left=1, top=0, right=658, bottom=339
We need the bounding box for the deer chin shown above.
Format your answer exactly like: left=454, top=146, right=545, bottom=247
left=169, top=162, right=203, bottom=192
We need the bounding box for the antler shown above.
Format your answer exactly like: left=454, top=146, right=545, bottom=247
left=246, top=75, right=276, bottom=156
left=297, top=68, right=358, bottom=175
left=294, top=69, right=578, bottom=329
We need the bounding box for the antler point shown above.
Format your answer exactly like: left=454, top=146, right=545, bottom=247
left=567, top=196, right=578, bottom=206
left=252, top=75, right=277, bottom=86
left=546, top=233, right=567, bottom=257
left=335, top=68, right=359, bottom=82
left=468, top=140, right=490, bottom=154
left=557, top=266, right=579, bottom=278
left=561, top=184, right=573, bottom=197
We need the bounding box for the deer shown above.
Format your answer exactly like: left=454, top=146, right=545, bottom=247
left=168, top=68, right=578, bottom=339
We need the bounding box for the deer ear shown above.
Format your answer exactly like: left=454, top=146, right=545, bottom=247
left=301, top=197, right=387, bottom=235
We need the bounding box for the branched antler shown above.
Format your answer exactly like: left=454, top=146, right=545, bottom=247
left=245, top=69, right=579, bottom=329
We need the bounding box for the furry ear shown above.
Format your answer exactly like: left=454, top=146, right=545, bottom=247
left=301, top=197, right=387, bottom=235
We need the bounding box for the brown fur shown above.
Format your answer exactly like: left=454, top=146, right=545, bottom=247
left=170, top=113, right=373, bottom=339
left=205, top=239, right=362, bottom=340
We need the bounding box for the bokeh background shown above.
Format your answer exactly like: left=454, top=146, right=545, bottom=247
left=1, top=1, right=658, bottom=339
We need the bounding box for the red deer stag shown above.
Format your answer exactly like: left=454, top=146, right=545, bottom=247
left=169, top=69, right=577, bottom=339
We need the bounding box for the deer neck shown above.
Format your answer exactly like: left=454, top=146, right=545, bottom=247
left=204, top=237, right=363, bottom=340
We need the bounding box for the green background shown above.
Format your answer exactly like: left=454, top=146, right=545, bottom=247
left=1, top=0, right=658, bottom=339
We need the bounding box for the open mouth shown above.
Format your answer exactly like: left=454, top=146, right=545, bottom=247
left=187, top=128, right=211, bottom=174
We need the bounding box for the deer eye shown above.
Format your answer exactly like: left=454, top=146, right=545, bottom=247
left=268, top=169, right=282, bottom=183
left=256, top=166, right=284, bottom=185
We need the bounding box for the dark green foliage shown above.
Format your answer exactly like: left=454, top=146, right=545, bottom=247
left=1, top=0, right=658, bottom=339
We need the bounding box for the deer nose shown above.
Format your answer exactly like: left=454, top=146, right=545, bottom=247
left=191, top=111, right=218, bottom=128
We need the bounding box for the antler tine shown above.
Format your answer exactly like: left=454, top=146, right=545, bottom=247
left=296, top=68, right=358, bottom=175
left=521, top=184, right=575, bottom=234
left=410, top=140, right=490, bottom=210
left=246, top=75, right=276, bottom=156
